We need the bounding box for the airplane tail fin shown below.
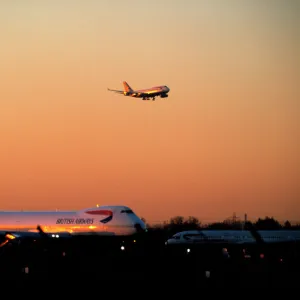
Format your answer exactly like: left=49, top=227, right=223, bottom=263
left=122, top=81, right=134, bottom=93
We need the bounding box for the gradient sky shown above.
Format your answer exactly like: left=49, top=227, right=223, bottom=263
left=0, top=0, right=299, bottom=224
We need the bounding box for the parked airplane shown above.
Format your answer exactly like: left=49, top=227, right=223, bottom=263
left=257, top=230, right=300, bottom=243
left=108, top=81, right=170, bottom=101
left=0, top=205, right=146, bottom=247
left=165, top=230, right=300, bottom=245
left=165, top=230, right=257, bottom=245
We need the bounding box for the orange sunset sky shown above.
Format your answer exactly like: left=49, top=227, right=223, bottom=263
left=0, top=0, right=299, bottom=224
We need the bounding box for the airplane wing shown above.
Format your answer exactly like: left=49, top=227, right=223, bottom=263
left=107, top=88, right=124, bottom=94
left=0, top=228, right=72, bottom=247
left=144, top=91, right=157, bottom=95
left=0, top=231, right=39, bottom=239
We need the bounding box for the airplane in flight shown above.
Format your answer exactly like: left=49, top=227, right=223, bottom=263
left=108, top=81, right=170, bottom=101
left=0, top=205, right=146, bottom=247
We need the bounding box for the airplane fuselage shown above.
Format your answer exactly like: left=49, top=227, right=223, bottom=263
left=127, top=85, right=170, bottom=100
left=165, top=230, right=300, bottom=245
left=0, top=206, right=146, bottom=237
left=108, top=81, right=170, bottom=101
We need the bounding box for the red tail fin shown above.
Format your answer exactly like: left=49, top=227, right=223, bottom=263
left=122, top=81, right=133, bottom=93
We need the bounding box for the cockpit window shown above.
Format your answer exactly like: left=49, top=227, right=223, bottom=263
left=121, top=209, right=133, bottom=214
left=172, top=234, right=180, bottom=239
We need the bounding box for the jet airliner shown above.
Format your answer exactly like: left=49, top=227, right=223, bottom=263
left=108, top=81, right=170, bottom=101
left=0, top=205, right=146, bottom=247
left=165, top=230, right=300, bottom=245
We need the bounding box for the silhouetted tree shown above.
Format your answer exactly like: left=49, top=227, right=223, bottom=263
left=164, top=216, right=185, bottom=236
left=146, top=214, right=300, bottom=233
left=207, top=222, right=236, bottom=230
left=182, top=216, right=201, bottom=231
left=284, top=220, right=292, bottom=228
left=169, top=216, right=184, bottom=225
left=293, top=223, right=300, bottom=229
left=185, top=216, right=201, bottom=226
left=255, top=217, right=282, bottom=230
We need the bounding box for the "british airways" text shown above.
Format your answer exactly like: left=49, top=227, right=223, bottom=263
left=56, top=218, right=94, bottom=225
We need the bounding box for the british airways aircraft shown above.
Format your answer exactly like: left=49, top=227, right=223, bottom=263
left=165, top=230, right=300, bottom=245
left=0, top=205, right=146, bottom=247
left=108, top=81, right=170, bottom=101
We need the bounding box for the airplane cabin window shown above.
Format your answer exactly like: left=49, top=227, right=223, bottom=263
left=183, top=234, right=204, bottom=240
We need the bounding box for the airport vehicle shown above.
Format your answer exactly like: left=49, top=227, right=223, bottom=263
left=0, top=205, right=146, bottom=247
left=108, top=81, right=170, bottom=101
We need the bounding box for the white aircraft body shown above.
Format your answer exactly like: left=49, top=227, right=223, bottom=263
left=165, top=230, right=300, bottom=245
left=165, top=230, right=257, bottom=245
left=0, top=205, right=146, bottom=243
left=108, top=81, right=170, bottom=101
left=257, top=230, right=300, bottom=243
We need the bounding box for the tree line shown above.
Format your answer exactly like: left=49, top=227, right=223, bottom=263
left=141, top=216, right=300, bottom=236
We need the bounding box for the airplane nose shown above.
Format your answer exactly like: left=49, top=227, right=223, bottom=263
left=134, top=223, right=146, bottom=233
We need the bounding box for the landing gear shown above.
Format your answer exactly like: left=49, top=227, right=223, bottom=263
left=142, top=97, right=155, bottom=101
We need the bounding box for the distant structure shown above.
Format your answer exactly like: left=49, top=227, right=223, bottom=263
left=224, top=212, right=248, bottom=230
left=242, top=214, right=248, bottom=230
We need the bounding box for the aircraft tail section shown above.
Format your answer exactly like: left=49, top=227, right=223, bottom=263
left=122, top=81, right=134, bottom=93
